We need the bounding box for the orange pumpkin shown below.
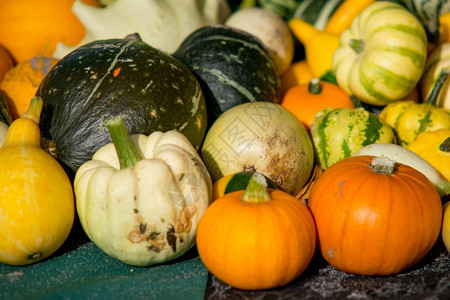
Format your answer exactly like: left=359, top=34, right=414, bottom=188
left=308, top=155, right=443, bottom=276
left=196, top=173, right=316, bottom=290
left=0, top=0, right=101, bottom=63
left=281, top=78, right=355, bottom=129
left=0, top=55, right=58, bottom=120
left=0, top=44, right=15, bottom=84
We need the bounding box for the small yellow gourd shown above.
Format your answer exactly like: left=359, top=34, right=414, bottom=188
left=0, top=96, right=74, bottom=266
left=288, top=18, right=340, bottom=79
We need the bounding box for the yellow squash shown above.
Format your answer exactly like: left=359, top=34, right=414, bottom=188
left=408, top=129, right=450, bottom=182
left=324, top=0, right=375, bottom=34
left=380, top=70, right=450, bottom=146
left=0, top=96, right=74, bottom=266
left=288, top=18, right=340, bottom=79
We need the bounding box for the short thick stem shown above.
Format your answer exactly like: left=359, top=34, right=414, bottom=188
left=440, top=137, right=450, bottom=153
left=104, top=116, right=143, bottom=169
left=425, top=68, right=449, bottom=107
left=308, top=78, right=322, bottom=95
left=369, top=156, right=397, bottom=175
left=349, top=39, right=365, bottom=54
left=241, top=172, right=272, bottom=203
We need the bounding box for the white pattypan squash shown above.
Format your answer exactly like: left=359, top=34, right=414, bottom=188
left=54, top=0, right=230, bottom=58
left=74, top=116, right=212, bottom=266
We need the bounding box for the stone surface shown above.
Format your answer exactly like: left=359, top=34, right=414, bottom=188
left=205, top=240, right=450, bottom=299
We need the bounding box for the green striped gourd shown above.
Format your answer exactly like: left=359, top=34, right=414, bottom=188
left=310, top=107, right=397, bottom=170
left=420, top=42, right=450, bottom=109
left=291, top=0, right=344, bottom=29
left=212, top=171, right=279, bottom=200
left=332, top=1, right=428, bottom=106
left=380, top=69, right=450, bottom=146
left=257, top=0, right=302, bottom=20
left=393, top=0, right=450, bottom=45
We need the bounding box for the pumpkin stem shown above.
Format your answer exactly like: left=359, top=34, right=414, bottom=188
left=242, top=172, right=272, bottom=203
left=440, top=137, right=450, bottom=153
left=104, top=115, right=143, bottom=169
left=425, top=68, right=449, bottom=106
left=124, top=33, right=142, bottom=41
left=369, top=156, right=397, bottom=175
left=21, top=96, right=43, bottom=124
left=349, top=39, right=365, bottom=54
left=308, top=79, right=322, bottom=94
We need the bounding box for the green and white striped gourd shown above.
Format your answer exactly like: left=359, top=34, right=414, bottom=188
left=309, top=107, right=397, bottom=170
left=392, top=0, right=450, bottom=44
left=257, top=0, right=302, bottom=20
left=332, top=1, right=428, bottom=106
left=291, top=0, right=344, bottom=29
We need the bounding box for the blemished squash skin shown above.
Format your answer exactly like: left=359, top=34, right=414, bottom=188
left=0, top=97, right=74, bottom=266
left=37, top=37, right=207, bottom=173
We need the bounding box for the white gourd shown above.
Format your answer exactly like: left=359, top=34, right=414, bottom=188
left=53, top=0, right=230, bottom=58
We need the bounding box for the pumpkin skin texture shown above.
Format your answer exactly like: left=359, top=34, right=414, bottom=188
left=201, top=102, right=314, bottom=196
left=196, top=173, right=316, bottom=290
left=37, top=37, right=207, bottom=173
left=332, top=1, right=428, bottom=106
left=0, top=97, right=74, bottom=266
left=173, top=25, right=280, bottom=125
left=308, top=155, right=443, bottom=276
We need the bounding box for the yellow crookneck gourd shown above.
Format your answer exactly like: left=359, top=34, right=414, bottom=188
left=0, top=96, right=74, bottom=266
left=288, top=18, right=340, bottom=79
left=324, top=0, right=375, bottom=34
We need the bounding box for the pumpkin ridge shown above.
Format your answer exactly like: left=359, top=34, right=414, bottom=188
left=381, top=46, right=426, bottom=69
left=363, top=4, right=404, bottom=29
left=370, top=24, right=427, bottom=45
left=358, top=69, right=390, bottom=104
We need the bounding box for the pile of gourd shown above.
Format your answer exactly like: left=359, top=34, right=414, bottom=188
left=0, top=0, right=449, bottom=292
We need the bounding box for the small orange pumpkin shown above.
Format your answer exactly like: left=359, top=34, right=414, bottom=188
left=0, top=44, right=15, bottom=84
left=308, top=155, right=443, bottom=276
left=0, top=0, right=101, bottom=63
left=196, top=173, right=316, bottom=290
left=0, top=54, right=58, bottom=120
left=281, top=78, right=355, bottom=129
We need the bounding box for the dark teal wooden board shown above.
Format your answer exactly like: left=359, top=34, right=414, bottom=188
left=0, top=221, right=208, bottom=300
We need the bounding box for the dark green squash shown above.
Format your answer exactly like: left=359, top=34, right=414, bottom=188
left=0, top=93, right=12, bottom=125
left=37, top=36, right=207, bottom=173
left=172, top=25, right=280, bottom=125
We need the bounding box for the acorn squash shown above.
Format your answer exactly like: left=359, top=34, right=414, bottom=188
left=173, top=25, right=280, bottom=125
left=37, top=35, right=207, bottom=173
